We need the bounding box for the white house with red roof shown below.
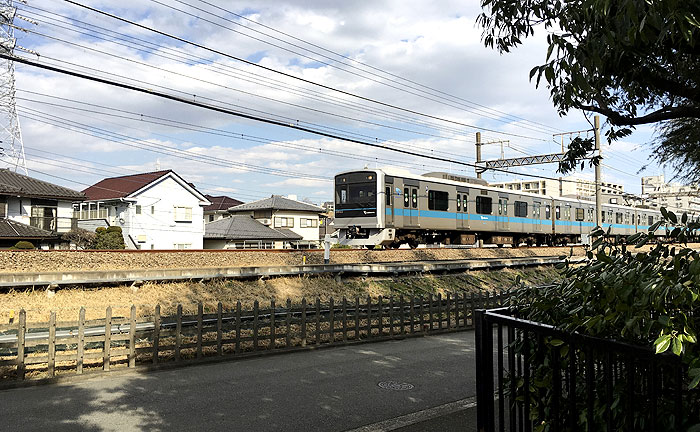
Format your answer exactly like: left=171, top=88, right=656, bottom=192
left=77, top=170, right=210, bottom=249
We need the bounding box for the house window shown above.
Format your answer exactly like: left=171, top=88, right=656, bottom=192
left=0, top=196, right=6, bottom=218
left=135, top=205, right=142, bottom=215
left=514, top=201, right=527, bottom=217
left=173, top=243, right=191, bottom=249
left=174, top=206, right=192, bottom=222
left=274, top=217, right=294, bottom=228
left=427, top=190, right=449, bottom=211
left=476, top=196, right=492, bottom=215
left=209, top=215, right=214, bottom=222
left=300, top=218, right=318, bottom=228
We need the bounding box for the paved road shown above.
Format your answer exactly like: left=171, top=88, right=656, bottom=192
left=0, top=332, right=478, bottom=431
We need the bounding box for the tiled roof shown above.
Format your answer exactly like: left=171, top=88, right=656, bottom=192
left=0, top=219, right=58, bottom=239
left=0, top=169, right=85, bottom=200
left=228, top=195, right=323, bottom=213
left=204, top=215, right=302, bottom=240
left=82, top=170, right=172, bottom=200
left=203, top=195, right=243, bottom=212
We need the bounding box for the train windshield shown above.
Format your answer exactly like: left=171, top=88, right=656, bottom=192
left=335, top=172, right=378, bottom=216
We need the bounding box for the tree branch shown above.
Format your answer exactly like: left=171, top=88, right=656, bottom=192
left=577, top=104, right=700, bottom=126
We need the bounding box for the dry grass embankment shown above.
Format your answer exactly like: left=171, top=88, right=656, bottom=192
left=0, top=246, right=585, bottom=273
left=0, top=266, right=563, bottom=322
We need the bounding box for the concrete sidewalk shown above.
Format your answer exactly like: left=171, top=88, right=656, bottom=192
left=346, top=397, right=477, bottom=431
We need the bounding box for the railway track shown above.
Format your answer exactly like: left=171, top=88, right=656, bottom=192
left=0, top=255, right=581, bottom=289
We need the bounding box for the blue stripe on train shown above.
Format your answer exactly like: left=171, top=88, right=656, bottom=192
left=386, top=208, right=656, bottom=231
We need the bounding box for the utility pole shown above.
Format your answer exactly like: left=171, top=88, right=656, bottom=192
left=475, top=132, right=482, bottom=179
left=0, top=0, right=27, bottom=174
left=594, top=115, right=602, bottom=227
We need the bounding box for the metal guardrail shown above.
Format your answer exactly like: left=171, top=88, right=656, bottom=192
left=475, top=308, right=691, bottom=432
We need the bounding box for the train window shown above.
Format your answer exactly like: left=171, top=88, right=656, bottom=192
left=428, top=190, right=449, bottom=211
left=476, top=196, right=492, bottom=215
left=555, top=206, right=561, bottom=220
left=411, top=189, right=418, bottom=208
left=404, top=188, right=409, bottom=207
left=456, top=194, right=461, bottom=211
left=625, top=213, right=630, bottom=224
left=575, top=208, right=584, bottom=221
left=514, top=201, right=528, bottom=217
left=385, top=186, right=391, bottom=206
left=601, top=211, right=606, bottom=223
left=545, top=205, right=551, bottom=219
left=616, top=213, right=623, bottom=224
left=565, top=206, right=571, bottom=219
left=336, top=186, right=348, bottom=204
left=637, top=214, right=641, bottom=225
left=648, top=216, right=654, bottom=225
left=463, top=197, right=468, bottom=212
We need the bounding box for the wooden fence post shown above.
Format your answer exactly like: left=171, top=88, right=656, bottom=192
left=129, top=305, right=136, bottom=368
left=253, top=300, right=259, bottom=351
left=409, top=296, right=415, bottom=334
left=76, top=307, right=84, bottom=374
left=342, top=297, right=348, bottom=342
left=446, top=293, right=451, bottom=329
left=419, top=296, right=425, bottom=332
left=104, top=306, right=111, bottom=371
left=366, top=295, right=372, bottom=338
left=285, top=299, right=292, bottom=348
left=354, top=297, right=360, bottom=340
left=470, top=293, right=476, bottom=327
left=301, top=298, right=307, bottom=347
left=197, top=303, right=203, bottom=359
left=437, top=293, right=443, bottom=330
left=176, top=304, right=182, bottom=361
left=399, top=296, right=405, bottom=335
left=389, top=296, right=395, bottom=337
left=217, top=302, right=223, bottom=356
left=235, top=301, right=241, bottom=354
left=378, top=295, right=384, bottom=337
left=17, top=309, right=25, bottom=380
left=153, top=304, right=160, bottom=364
left=328, top=297, right=335, bottom=344
left=48, top=311, right=56, bottom=378
left=428, top=294, right=434, bottom=331
left=315, top=298, right=321, bottom=345
left=269, top=299, right=276, bottom=350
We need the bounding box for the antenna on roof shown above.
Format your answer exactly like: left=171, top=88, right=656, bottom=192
left=155, top=158, right=161, bottom=171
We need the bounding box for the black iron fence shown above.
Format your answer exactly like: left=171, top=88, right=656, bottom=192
left=475, top=308, right=698, bottom=432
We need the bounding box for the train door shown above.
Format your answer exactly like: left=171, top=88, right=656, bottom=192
left=384, top=183, right=394, bottom=226
left=497, top=197, right=509, bottom=230
left=533, top=201, right=542, bottom=233
left=457, top=190, right=469, bottom=229
left=409, top=186, right=419, bottom=226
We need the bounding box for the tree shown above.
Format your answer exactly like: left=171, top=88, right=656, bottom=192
left=478, top=0, right=700, bottom=181
left=94, top=226, right=126, bottom=249
left=61, top=228, right=97, bottom=250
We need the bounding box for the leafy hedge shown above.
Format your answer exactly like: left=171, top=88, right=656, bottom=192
left=509, top=208, right=700, bottom=430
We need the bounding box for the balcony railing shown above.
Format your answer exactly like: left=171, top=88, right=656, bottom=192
left=29, top=217, right=78, bottom=233
left=74, top=209, right=108, bottom=220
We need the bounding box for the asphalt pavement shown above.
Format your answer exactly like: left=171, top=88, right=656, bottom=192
left=0, top=331, right=479, bottom=431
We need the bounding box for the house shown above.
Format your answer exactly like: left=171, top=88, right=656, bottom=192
left=0, top=169, right=85, bottom=248
left=203, top=194, right=243, bottom=223
left=227, top=195, right=324, bottom=248
left=78, top=170, right=210, bottom=249
left=203, top=215, right=302, bottom=249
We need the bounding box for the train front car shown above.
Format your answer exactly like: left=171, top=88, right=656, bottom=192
left=334, top=170, right=395, bottom=247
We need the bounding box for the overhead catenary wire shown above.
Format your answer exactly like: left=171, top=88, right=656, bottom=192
left=59, top=0, right=552, bottom=142
left=4, top=52, right=633, bottom=188
left=184, top=0, right=563, bottom=133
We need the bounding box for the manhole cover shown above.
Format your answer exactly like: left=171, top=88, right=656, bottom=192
left=378, top=381, right=414, bottom=391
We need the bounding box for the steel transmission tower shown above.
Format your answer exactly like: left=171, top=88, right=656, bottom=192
left=0, top=0, right=26, bottom=174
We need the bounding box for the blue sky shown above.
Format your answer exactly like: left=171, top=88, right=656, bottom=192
left=6, top=0, right=666, bottom=203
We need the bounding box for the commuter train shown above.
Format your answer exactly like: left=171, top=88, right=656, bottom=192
left=333, top=169, right=694, bottom=248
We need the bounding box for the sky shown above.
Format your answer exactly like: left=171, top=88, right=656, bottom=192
left=2, top=0, right=666, bottom=204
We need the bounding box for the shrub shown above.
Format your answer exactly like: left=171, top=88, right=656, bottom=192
left=61, top=228, right=96, bottom=250
left=12, top=241, right=35, bottom=250
left=95, top=225, right=125, bottom=249
left=508, top=208, right=700, bottom=429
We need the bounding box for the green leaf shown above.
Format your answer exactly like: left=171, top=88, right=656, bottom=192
left=655, top=334, right=671, bottom=353
left=550, top=339, right=565, bottom=346
left=672, top=337, right=683, bottom=355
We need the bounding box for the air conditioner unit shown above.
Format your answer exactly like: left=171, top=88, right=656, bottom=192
left=260, top=218, right=272, bottom=226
